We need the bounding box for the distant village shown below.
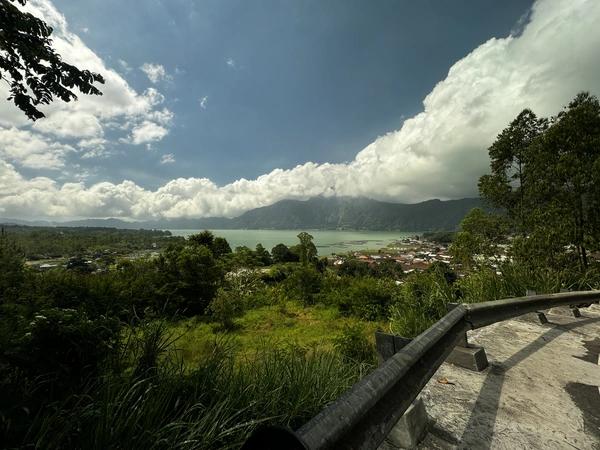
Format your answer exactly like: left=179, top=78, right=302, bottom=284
left=328, top=235, right=453, bottom=274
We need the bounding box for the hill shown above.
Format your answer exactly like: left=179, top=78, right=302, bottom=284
left=222, top=197, right=482, bottom=230
left=1, top=197, right=483, bottom=231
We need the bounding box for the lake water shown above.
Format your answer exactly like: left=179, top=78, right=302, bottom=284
left=169, top=229, right=419, bottom=255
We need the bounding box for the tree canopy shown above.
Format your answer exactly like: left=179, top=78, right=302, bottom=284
left=473, top=92, right=600, bottom=271
left=0, top=0, right=104, bottom=120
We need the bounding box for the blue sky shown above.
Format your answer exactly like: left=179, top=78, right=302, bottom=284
left=52, top=0, right=531, bottom=187
left=1, top=0, right=600, bottom=219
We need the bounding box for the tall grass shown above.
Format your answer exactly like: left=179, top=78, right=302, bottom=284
left=389, top=262, right=600, bottom=338
left=389, top=270, right=455, bottom=338
left=22, top=329, right=369, bottom=450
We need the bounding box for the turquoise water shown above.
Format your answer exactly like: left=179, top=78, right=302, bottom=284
left=169, top=229, right=419, bottom=255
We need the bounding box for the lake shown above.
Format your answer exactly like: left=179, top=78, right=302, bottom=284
left=168, top=229, right=419, bottom=255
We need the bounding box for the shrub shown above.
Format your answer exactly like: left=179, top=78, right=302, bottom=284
left=389, top=271, right=454, bottom=337
left=208, top=288, right=245, bottom=331
left=19, top=340, right=367, bottom=450
left=285, top=266, right=323, bottom=306
left=334, top=277, right=397, bottom=321
left=333, top=323, right=376, bottom=366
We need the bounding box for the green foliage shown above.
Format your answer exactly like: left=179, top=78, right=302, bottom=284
left=254, top=243, right=272, bottom=266
left=157, top=245, right=224, bottom=316
left=5, top=339, right=366, bottom=449
left=271, top=243, right=298, bottom=263
left=188, top=230, right=215, bottom=248
left=321, top=276, right=397, bottom=321
left=478, top=92, right=600, bottom=271
left=0, top=225, right=179, bottom=260
left=449, top=208, right=509, bottom=269
left=389, top=270, right=454, bottom=338
left=422, top=231, right=456, bottom=244
left=0, top=231, right=25, bottom=303
left=285, top=265, right=322, bottom=305
left=0, top=0, right=105, bottom=120
left=208, top=288, right=245, bottom=331
left=212, top=237, right=232, bottom=258
left=296, top=232, right=318, bottom=266
left=333, top=323, right=377, bottom=366
left=6, top=308, right=120, bottom=383
left=336, top=258, right=372, bottom=277
left=336, top=258, right=403, bottom=280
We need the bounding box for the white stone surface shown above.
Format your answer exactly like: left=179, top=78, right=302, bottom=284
left=417, top=304, right=600, bottom=449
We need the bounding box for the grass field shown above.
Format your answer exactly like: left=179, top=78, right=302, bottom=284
left=169, top=300, right=387, bottom=366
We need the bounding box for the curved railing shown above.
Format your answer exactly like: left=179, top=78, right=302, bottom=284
left=241, top=290, right=600, bottom=450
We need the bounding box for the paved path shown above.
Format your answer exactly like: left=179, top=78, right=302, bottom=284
left=415, top=304, right=600, bottom=449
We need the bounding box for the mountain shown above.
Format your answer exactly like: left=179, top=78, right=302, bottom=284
left=217, top=197, right=483, bottom=231
left=2, top=197, right=482, bottom=231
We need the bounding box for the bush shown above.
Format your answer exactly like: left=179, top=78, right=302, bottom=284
left=331, top=277, right=397, bottom=321
left=389, top=271, right=454, bottom=337
left=285, top=266, right=323, bottom=306
left=208, top=288, right=245, bottom=331
left=333, top=323, right=376, bottom=366
left=16, top=340, right=367, bottom=450
left=9, top=308, right=121, bottom=386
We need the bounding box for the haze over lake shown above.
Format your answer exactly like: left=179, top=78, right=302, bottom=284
left=169, top=229, right=419, bottom=255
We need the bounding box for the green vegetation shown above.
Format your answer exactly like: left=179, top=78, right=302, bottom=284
left=1, top=92, right=600, bottom=448
left=0, top=225, right=180, bottom=260
left=1, top=0, right=104, bottom=120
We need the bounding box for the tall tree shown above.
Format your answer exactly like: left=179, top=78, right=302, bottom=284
left=296, top=232, right=317, bottom=266
left=525, top=92, right=600, bottom=269
left=1, top=0, right=104, bottom=120
left=478, top=109, right=546, bottom=230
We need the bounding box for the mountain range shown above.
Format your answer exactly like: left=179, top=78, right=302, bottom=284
left=1, top=196, right=483, bottom=231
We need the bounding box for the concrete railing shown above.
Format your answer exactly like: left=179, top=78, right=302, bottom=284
left=241, top=290, right=600, bottom=450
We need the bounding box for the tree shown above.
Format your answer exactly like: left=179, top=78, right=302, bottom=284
left=188, top=230, right=214, bottom=248
left=0, top=229, right=25, bottom=302
left=156, top=245, right=223, bottom=315
left=296, top=232, right=317, bottom=266
left=271, top=243, right=298, bottom=263
left=212, top=237, right=232, bottom=258
left=478, top=109, right=546, bottom=230
left=477, top=92, right=600, bottom=271
left=524, top=92, right=600, bottom=269
left=449, top=208, right=508, bottom=269
left=254, top=243, right=272, bottom=266
left=1, top=0, right=105, bottom=120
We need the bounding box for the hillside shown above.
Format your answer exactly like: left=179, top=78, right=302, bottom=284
left=222, top=197, right=482, bottom=230
left=1, top=197, right=483, bottom=231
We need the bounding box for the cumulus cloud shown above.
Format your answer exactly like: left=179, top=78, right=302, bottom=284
left=140, top=63, right=170, bottom=84
left=0, top=127, right=74, bottom=169
left=0, top=0, right=173, bottom=170
left=2, top=0, right=600, bottom=220
left=129, top=121, right=169, bottom=145
left=160, top=153, right=176, bottom=164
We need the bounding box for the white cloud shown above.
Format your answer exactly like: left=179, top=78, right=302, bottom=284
left=129, top=121, right=169, bottom=145
left=160, top=153, right=176, bottom=164
left=140, top=63, right=171, bottom=84
left=33, top=110, right=103, bottom=139
left=0, top=127, right=74, bottom=169
left=199, top=96, right=208, bottom=109
left=78, top=137, right=109, bottom=159
left=226, top=58, right=236, bottom=68
left=0, top=0, right=173, bottom=160
left=2, top=0, right=600, bottom=220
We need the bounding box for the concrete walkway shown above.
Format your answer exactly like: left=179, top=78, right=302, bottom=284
left=417, top=304, right=600, bottom=449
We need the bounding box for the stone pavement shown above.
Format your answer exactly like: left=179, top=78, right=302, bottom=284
left=404, top=304, right=600, bottom=449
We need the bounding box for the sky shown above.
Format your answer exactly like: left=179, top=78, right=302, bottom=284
left=1, top=0, right=600, bottom=220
